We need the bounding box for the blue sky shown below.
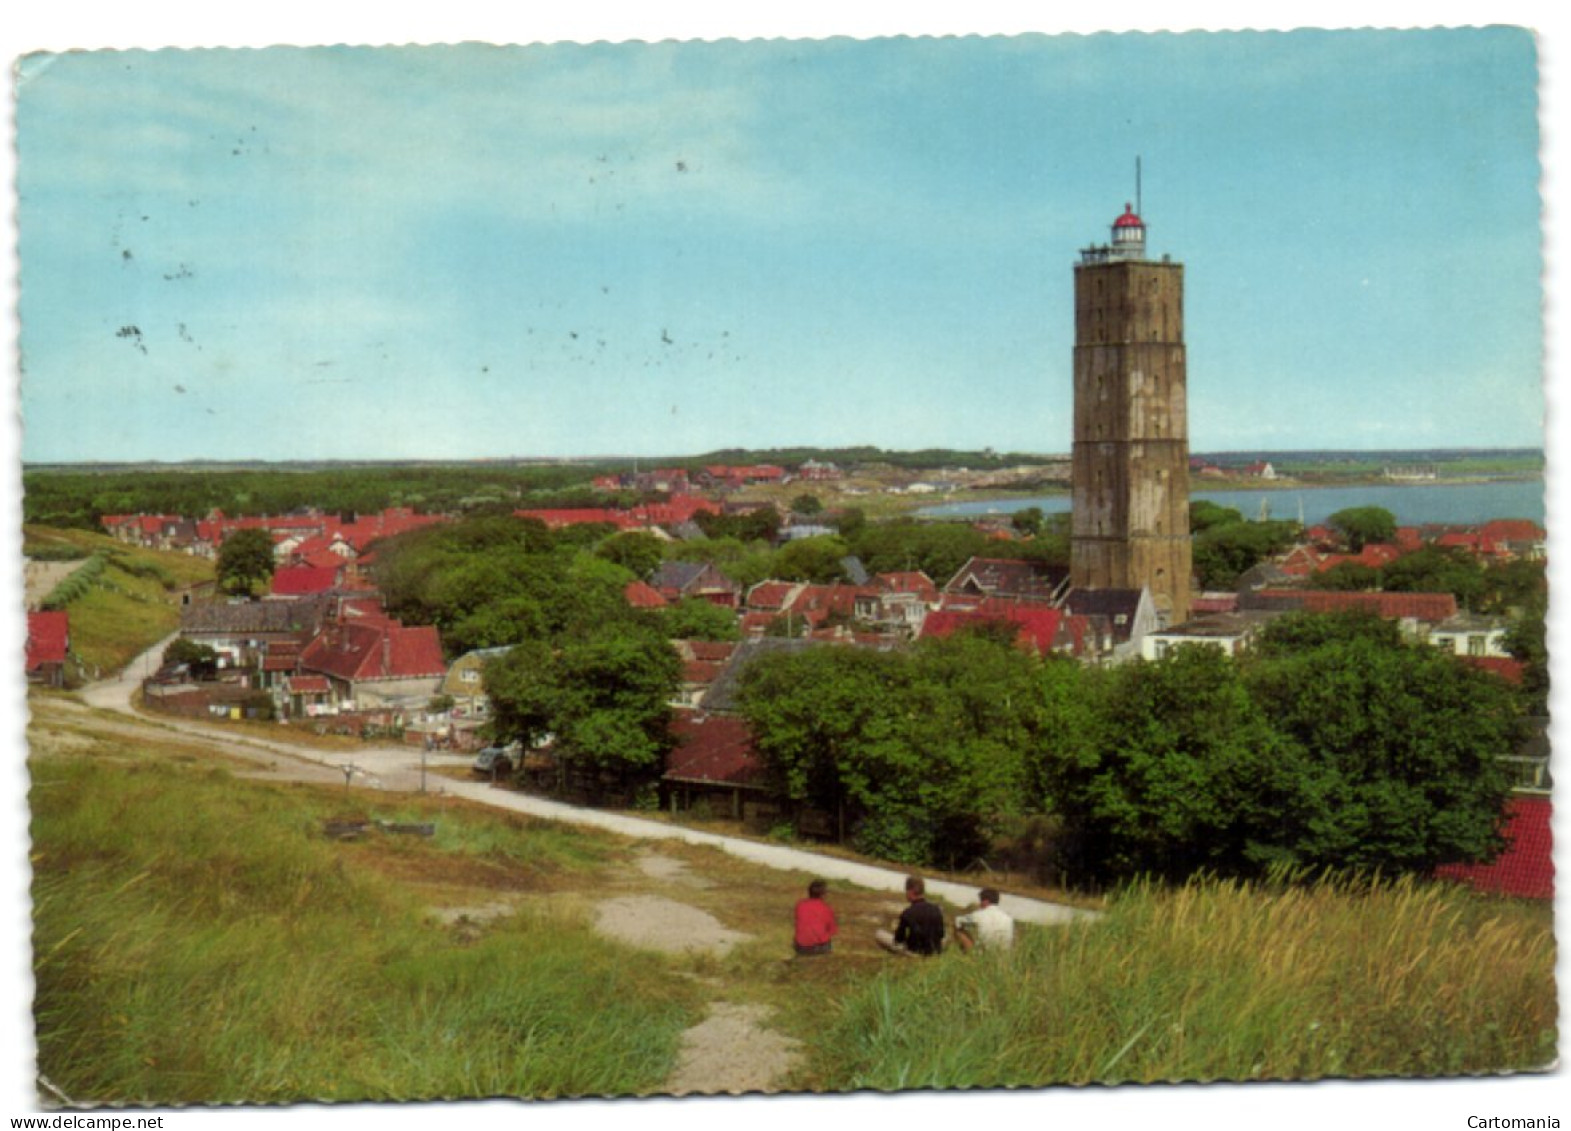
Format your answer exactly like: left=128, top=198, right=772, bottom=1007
left=16, top=29, right=1543, bottom=462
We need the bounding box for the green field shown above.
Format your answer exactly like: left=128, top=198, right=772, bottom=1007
left=24, top=526, right=214, bottom=678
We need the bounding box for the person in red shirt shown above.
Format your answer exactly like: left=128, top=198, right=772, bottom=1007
left=793, top=879, right=839, bottom=956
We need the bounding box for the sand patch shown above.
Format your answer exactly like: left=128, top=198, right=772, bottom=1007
left=593, top=894, right=748, bottom=955
left=635, top=851, right=716, bottom=888
left=663, top=1002, right=802, bottom=1095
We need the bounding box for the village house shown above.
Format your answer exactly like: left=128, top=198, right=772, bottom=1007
left=1140, top=609, right=1283, bottom=661
left=648, top=560, right=741, bottom=608
left=1240, top=588, right=1458, bottom=641
left=296, top=612, right=447, bottom=712
left=439, top=646, right=514, bottom=719
left=25, top=610, right=71, bottom=688
left=1061, top=587, right=1157, bottom=660
left=670, top=639, right=738, bottom=708
left=942, top=556, right=1072, bottom=606
left=1429, top=611, right=1514, bottom=659
left=179, top=595, right=334, bottom=671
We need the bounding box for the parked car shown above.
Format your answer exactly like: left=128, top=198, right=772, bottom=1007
left=472, top=743, right=520, bottom=777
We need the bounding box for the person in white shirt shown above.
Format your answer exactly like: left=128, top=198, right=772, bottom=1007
left=954, top=887, right=1014, bottom=952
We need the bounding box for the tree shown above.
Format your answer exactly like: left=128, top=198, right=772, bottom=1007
left=1042, top=647, right=1294, bottom=883
left=595, top=531, right=665, bottom=579
left=773, top=535, right=851, bottom=583
left=846, top=520, right=990, bottom=585
left=1191, top=518, right=1299, bottom=589
left=1011, top=507, right=1046, bottom=536
left=737, top=636, right=1037, bottom=866
left=1242, top=619, right=1517, bottom=873
left=1379, top=546, right=1486, bottom=610
left=662, top=597, right=741, bottom=641
left=1306, top=561, right=1381, bottom=592
left=1503, top=595, right=1549, bottom=715
left=216, top=528, right=276, bottom=596
left=486, top=623, right=680, bottom=786
left=1190, top=500, right=1245, bottom=533
left=1328, top=506, right=1397, bottom=552
left=790, top=493, right=823, bottom=517
left=162, top=637, right=219, bottom=679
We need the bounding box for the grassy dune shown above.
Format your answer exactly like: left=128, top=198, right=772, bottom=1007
left=28, top=704, right=1556, bottom=1102
left=24, top=525, right=215, bottom=677
left=30, top=732, right=701, bottom=1104
left=810, top=873, right=1556, bottom=1090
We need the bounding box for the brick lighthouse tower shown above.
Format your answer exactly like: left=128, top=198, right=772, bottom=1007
left=1070, top=199, right=1192, bottom=625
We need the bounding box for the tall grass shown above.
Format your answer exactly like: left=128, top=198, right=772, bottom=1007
left=31, top=752, right=701, bottom=1104
left=808, top=872, right=1555, bottom=1090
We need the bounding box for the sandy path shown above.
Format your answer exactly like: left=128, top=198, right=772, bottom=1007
left=23, top=558, right=88, bottom=610
left=664, top=1002, right=802, bottom=1096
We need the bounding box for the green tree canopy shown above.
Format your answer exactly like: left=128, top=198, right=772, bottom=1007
left=1192, top=518, right=1300, bottom=589
left=1328, top=506, right=1397, bottom=552
left=1242, top=618, right=1517, bottom=873
left=661, top=597, right=741, bottom=641
left=790, top=493, right=824, bottom=516
left=773, top=535, right=851, bottom=583
left=738, top=634, right=1039, bottom=866
left=595, top=531, right=665, bottom=579
left=486, top=621, right=681, bottom=781
left=1011, top=506, right=1046, bottom=536
left=1189, top=500, right=1245, bottom=533
left=216, top=528, right=277, bottom=596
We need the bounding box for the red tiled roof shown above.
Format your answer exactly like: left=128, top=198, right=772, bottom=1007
left=688, top=641, right=737, bottom=663
left=1191, top=593, right=1239, bottom=615
left=745, top=581, right=803, bottom=612
left=665, top=713, right=767, bottom=788
left=683, top=660, right=726, bottom=685
left=26, top=611, right=69, bottom=669
left=625, top=579, right=669, bottom=608
left=272, top=564, right=341, bottom=596
left=1258, top=589, right=1458, bottom=623
left=785, top=583, right=867, bottom=624
left=1461, top=656, right=1527, bottom=684
left=922, top=604, right=1063, bottom=653
left=300, top=619, right=446, bottom=683
left=1434, top=798, right=1553, bottom=900
left=286, top=674, right=332, bottom=695
left=1480, top=519, right=1545, bottom=544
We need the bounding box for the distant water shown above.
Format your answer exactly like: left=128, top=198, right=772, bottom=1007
left=918, top=478, right=1546, bottom=529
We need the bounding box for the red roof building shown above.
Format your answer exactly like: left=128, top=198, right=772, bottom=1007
left=624, top=579, right=670, bottom=609
left=665, top=713, right=768, bottom=791
left=26, top=611, right=70, bottom=686
left=299, top=616, right=447, bottom=705
left=922, top=603, right=1064, bottom=654
left=1434, top=798, right=1553, bottom=900
left=1252, top=589, right=1458, bottom=624
left=271, top=564, right=343, bottom=596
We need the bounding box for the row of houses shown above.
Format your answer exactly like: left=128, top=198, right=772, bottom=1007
left=1283, top=518, right=1546, bottom=574
left=162, top=592, right=446, bottom=723
left=102, top=505, right=449, bottom=563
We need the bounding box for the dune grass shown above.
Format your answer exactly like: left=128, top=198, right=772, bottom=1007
left=805, top=872, right=1555, bottom=1091
left=30, top=746, right=702, bottom=1104
left=29, top=703, right=1557, bottom=1101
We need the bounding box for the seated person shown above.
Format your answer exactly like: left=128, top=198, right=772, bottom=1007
left=875, top=876, right=944, bottom=956
left=955, top=887, right=1014, bottom=952
left=793, top=879, right=838, bottom=956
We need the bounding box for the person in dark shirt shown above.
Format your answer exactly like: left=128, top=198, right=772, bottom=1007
left=793, top=878, right=839, bottom=956
left=875, top=875, right=944, bottom=956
